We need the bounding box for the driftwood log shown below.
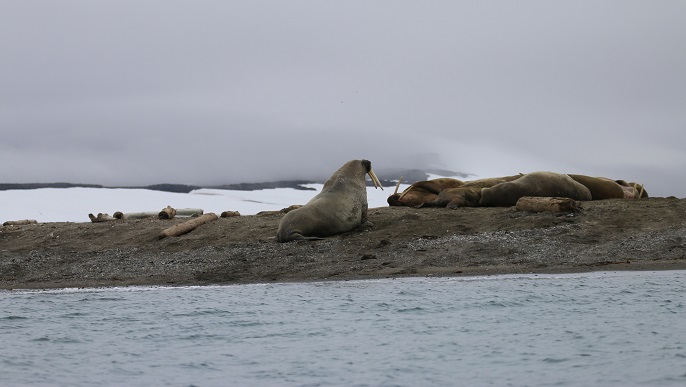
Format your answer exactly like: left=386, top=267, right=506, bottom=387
left=113, top=211, right=155, bottom=220
left=158, top=213, right=218, bottom=239
left=175, top=208, right=204, bottom=217
left=515, top=196, right=581, bottom=213
left=158, top=206, right=177, bottom=220
left=114, top=208, right=204, bottom=220
left=88, top=213, right=118, bottom=223
left=3, top=219, right=38, bottom=226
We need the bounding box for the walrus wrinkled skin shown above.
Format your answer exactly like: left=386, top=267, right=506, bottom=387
left=567, top=174, right=626, bottom=200
left=387, top=178, right=463, bottom=207
left=276, top=159, right=383, bottom=242
left=417, top=175, right=524, bottom=209
left=479, top=171, right=592, bottom=207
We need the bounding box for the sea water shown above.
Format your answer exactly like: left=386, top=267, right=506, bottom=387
left=1, top=271, right=685, bottom=386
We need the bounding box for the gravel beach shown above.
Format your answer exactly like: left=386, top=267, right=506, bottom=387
left=1, top=197, right=685, bottom=290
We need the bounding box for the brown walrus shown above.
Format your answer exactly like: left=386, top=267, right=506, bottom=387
left=276, top=159, right=383, bottom=242
left=567, top=174, right=626, bottom=200
left=479, top=171, right=592, bottom=207
left=615, top=180, right=649, bottom=198
left=417, top=175, right=524, bottom=209
left=387, top=178, right=464, bottom=207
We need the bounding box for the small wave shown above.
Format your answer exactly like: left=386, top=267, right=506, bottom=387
left=542, top=357, right=571, bottom=363
left=2, top=270, right=684, bottom=386
left=1, top=315, right=29, bottom=320
left=30, top=336, right=81, bottom=344
left=396, top=306, right=425, bottom=313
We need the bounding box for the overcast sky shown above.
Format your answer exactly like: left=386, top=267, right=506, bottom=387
left=2, top=1, right=685, bottom=196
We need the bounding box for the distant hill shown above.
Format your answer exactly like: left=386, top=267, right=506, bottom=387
left=0, top=183, right=104, bottom=190
left=209, top=180, right=318, bottom=191
left=375, top=168, right=472, bottom=187
left=138, top=184, right=202, bottom=193
left=0, top=169, right=472, bottom=193
left=0, top=182, right=200, bottom=193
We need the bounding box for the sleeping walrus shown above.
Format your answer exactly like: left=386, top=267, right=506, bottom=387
left=387, top=178, right=464, bottom=207
left=416, top=175, right=524, bottom=209
left=567, top=174, right=626, bottom=200
left=479, top=171, right=592, bottom=207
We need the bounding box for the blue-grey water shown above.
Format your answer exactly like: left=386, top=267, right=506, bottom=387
left=1, top=271, right=685, bottom=387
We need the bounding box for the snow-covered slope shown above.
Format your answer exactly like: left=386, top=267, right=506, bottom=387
left=0, top=183, right=410, bottom=223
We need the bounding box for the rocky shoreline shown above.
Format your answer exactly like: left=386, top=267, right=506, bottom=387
left=1, top=197, right=685, bottom=290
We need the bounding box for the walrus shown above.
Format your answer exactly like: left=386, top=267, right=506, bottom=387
left=615, top=180, right=649, bottom=198
left=567, top=174, right=626, bottom=200
left=479, top=171, right=592, bottom=207
left=417, top=174, right=524, bottom=209
left=276, top=159, right=383, bottom=242
left=387, top=178, right=464, bottom=207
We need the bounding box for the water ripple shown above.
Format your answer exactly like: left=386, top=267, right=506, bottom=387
left=0, top=270, right=684, bottom=386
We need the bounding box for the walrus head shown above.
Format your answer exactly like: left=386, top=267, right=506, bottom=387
left=615, top=180, right=649, bottom=198
left=361, top=159, right=383, bottom=190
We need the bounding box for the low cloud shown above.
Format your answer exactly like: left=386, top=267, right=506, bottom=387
left=1, top=1, right=684, bottom=197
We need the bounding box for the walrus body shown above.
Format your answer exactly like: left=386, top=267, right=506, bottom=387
left=479, top=171, right=592, bottom=207
left=419, top=175, right=524, bottom=209
left=387, top=178, right=463, bottom=207
left=567, top=174, right=625, bottom=200
left=276, top=159, right=382, bottom=242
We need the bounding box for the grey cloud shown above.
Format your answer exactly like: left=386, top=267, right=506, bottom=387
left=1, top=1, right=685, bottom=197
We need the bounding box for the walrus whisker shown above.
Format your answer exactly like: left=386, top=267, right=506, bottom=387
left=394, top=176, right=403, bottom=195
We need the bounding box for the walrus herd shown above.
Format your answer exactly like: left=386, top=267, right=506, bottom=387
left=277, top=159, right=648, bottom=242
left=388, top=171, right=647, bottom=209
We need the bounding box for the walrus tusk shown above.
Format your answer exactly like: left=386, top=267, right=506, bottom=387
left=394, top=176, right=403, bottom=195
left=368, top=169, right=383, bottom=190
left=637, top=183, right=645, bottom=199
left=398, top=183, right=414, bottom=200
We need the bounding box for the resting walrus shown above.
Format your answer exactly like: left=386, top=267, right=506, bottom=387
left=276, top=159, right=383, bottom=242
left=479, top=171, right=592, bottom=207
left=615, top=180, right=649, bottom=198
left=567, top=174, right=626, bottom=200
left=387, top=178, right=464, bottom=207
left=416, top=175, right=524, bottom=209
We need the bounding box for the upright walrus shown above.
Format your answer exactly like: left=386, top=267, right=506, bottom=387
left=276, top=159, right=383, bottom=242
